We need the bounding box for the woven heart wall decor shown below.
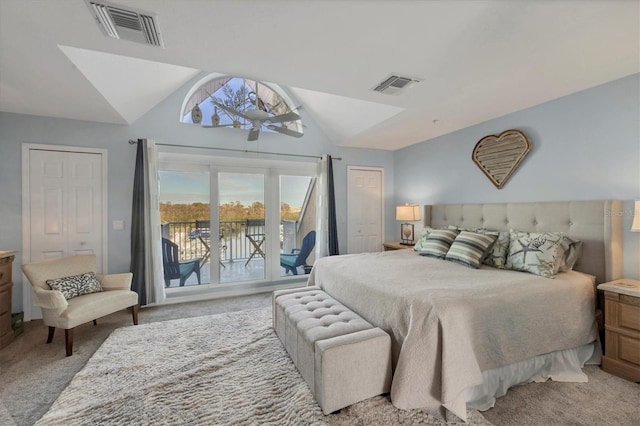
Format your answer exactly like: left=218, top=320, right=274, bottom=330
left=472, top=129, right=531, bottom=189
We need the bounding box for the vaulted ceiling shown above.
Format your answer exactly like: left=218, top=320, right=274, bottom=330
left=0, top=1, right=637, bottom=150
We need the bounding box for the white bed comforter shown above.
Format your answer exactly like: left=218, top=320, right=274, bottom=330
left=307, top=249, right=598, bottom=421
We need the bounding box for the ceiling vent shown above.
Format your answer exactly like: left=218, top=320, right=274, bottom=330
left=86, top=0, right=164, bottom=48
left=372, top=74, right=421, bottom=95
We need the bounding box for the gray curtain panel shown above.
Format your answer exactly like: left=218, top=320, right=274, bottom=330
left=326, top=155, right=339, bottom=256
left=130, top=139, right=147, bottom=305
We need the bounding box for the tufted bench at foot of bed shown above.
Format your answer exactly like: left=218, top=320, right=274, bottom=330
left=272, top=286, right=392, bottom=415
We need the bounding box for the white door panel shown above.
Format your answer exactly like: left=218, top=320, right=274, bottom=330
left=347, top=167, right=383, bottom=254
left=24, top=146, right=106, bottom=320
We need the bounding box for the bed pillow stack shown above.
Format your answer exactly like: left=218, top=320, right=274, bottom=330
left=413, top=225, right=583, bottom=276
left=415, top=228, right=497, bottom=269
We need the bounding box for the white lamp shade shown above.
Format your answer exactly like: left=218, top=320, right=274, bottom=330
left=396, top=204, right=420, bottom=221
left=632, top=200, right=640, bottom=232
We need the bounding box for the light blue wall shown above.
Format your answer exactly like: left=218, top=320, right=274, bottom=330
left=0, top=72, right=395, bottom=312
left=395, top=73, right=640, bottom=279
left=3, top=73, right=638, bottom=312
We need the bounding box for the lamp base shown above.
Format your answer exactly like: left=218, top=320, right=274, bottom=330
left=399, top=240, right=415, bottom=246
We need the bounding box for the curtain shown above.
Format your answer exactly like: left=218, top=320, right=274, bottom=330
left=130, top=139, right=165, bottom=305
left=315, top=154, right=339, bottom=259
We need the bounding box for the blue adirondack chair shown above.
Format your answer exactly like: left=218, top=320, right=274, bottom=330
left=162, top=238, right=201, bottom=287
left=280, top=230, right=316, bottom=275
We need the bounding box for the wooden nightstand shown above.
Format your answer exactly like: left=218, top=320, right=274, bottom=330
left=383, top=242, right=414, bottom=251
left=597, top=278, right=640, bottom=382
left=0, top=252, right=15, bottom=350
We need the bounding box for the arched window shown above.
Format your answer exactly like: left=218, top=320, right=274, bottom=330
left=180, top=74, right=303, bottom=137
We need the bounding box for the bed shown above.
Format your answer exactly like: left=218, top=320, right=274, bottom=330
left=307, top=200, right=623, bottom=421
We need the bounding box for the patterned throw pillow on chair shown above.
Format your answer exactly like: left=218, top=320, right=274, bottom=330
left=47, top=272, right=103, bottom=300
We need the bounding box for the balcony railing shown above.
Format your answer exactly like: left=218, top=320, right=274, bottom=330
left=161, top=220, right=268, bottom=263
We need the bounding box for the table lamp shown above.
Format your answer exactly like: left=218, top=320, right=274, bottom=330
left=396, top=204, right=420, bottom=245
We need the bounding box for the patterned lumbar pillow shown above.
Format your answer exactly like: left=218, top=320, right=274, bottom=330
left=505, top=230, right=564, bottom=278
left=445, top=231, right=498, bottom=269
left=413, top=227, right=434, bottom=252
left=417, top=229, right=459, bottom=258
left=47, top=272, right=103, bottom=300
left=481, top=230, right=510, bottom=269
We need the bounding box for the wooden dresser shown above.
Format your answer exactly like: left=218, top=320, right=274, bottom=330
left=597, top=278, right=640, bottom=382
left=0, top=251, right=15, bottom=349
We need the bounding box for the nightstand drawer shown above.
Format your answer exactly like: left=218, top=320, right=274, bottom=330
left=0, top=262, right=11, bottom=285
left=0, top=289, right=9, bottom=315
left=619, top=335, right=640, bottom=366
left=618, top=303, right=640, bottom=332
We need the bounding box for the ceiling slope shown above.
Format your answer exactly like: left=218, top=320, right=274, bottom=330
left=0, top=1, right=638, bottom=149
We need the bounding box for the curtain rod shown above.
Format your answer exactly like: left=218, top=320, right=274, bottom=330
left=128, top=140, right=341, bottom=161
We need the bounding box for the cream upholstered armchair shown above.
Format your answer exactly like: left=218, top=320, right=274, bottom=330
left=22, top=255, right=139, bottom=356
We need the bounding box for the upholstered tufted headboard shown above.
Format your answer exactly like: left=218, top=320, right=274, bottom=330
left=424, top=200, right=623, bottom=284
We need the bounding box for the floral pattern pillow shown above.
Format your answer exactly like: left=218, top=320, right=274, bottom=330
left=47, top=272, right=103, bottom=300
left=482, top=230, right=510, bottom=269
left=505, top=230, right=564, bottom=278
left=413, top=227, right=434, bottom=252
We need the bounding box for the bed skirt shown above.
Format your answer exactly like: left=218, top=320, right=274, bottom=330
left=466, top=340, right=601, bottom=410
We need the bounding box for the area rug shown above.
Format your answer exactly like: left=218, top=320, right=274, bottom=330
left=37, top=308, right=491, bottom=425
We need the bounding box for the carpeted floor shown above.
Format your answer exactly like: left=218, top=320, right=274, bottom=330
left=36, top=308, right=489, bottom=426
left=0, top=293, right=638, bottom=425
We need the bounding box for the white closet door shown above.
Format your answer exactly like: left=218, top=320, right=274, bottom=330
left=24, top=146, right=106, bottom=320
left=347, top=167, right=383, bottom=254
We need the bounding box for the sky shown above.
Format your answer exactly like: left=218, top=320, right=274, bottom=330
left=159, top=170, right=311, bottom=207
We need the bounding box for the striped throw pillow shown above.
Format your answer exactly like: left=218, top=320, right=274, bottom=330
left=445, top=231, right=498, bottom=268
left=418, top=229, right=459, bottom=258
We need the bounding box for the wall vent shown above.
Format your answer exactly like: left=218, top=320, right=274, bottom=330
left=372, top=74, right=421, bottom=95
left=86, top=0, right=164, bottom=48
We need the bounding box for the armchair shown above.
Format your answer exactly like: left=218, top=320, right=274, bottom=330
left=22, top=255, right=139, bottom=356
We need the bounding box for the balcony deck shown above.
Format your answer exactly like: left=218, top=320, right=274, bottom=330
left=162, top=219, right=307, bottom=288
left=165, top=258, right=304, bottom=288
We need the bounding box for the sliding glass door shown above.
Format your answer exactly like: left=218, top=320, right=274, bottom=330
left=159, top=153, right=317, bottom=292
left=159, top=169, right=211, bottom=287
left=280, top=175, right=315, bottom=277
left=218, top=172, right=266, bottom=283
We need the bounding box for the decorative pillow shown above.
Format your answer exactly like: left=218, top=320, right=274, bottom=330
left=449, top=225, right=508, bottom=268
left=505, top=230, right=564, bottom=278
left=47, top=272, right=103, bottom=300
left=413, top=227, right=434, bottom=252
left=557, top=237, right=583, bottom=272
left=445, top=231, right=498, bottom=268
left=417, top=229, right=459, bottom=258
left=482, top=230, right=510, bottom=269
